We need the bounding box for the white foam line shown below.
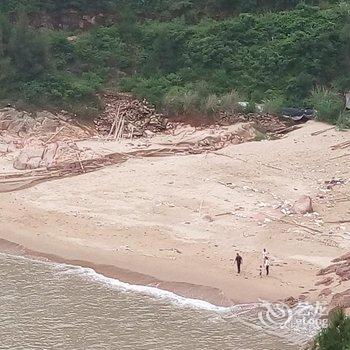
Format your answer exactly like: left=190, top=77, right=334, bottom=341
left=0, top=252, right=257, bottom=313
left=67, top=264, right=258, bottom=313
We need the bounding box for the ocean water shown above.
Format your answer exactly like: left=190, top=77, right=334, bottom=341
left=0, top=253, right=304, bottom=350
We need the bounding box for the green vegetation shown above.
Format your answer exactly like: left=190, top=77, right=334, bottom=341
left=308, top=87, right=345, bottom=124
left=0, top=0, right=348, bottom=125
left=262, top=97, right=285, bottom=115
left=313, top=309, right=350, bottom=350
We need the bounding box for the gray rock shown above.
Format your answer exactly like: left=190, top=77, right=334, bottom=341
left=13, top=146, right=45, bottom=170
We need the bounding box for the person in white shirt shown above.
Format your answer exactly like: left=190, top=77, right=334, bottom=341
left=262, top=248, right=268, bottom=263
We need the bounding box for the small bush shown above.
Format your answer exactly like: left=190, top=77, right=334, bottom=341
left=263, top=96, right=285, bottom=115
left=182, top=91, right=201, bottom=113
left=220, top=90, right=242, bottom=114
left=337, top=110, right=350, bottom=130
left=309, top=87, right=344, bottom=124
left=313, top=309, right=350, bottom=350
left=203, top=94, right=221, bottom=114
left=243, top=101, right=256, bottom=114
left=163, top=87, right=187, bottom=113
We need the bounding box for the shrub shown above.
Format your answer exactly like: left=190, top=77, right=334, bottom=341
left=337, top=110, right=350, bottom=130
left=203, top=94, right=221, bottom=114
left=309, top=87, right=344, bottom=124
left=243, top=101, right=256, bottom=114
left=263, top=96, right=285, bottom=115
left=182, top=91, right=201, bottom=113
left=220, top=91, right=242, bottom=114
left=313, top=309, right=350, bottom=350
left=163, top=87, right=187, bottom=113
left=120, top=76, right=171, bottom=105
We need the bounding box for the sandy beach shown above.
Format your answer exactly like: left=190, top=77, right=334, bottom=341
left=0, top=120, right=349, bottom=307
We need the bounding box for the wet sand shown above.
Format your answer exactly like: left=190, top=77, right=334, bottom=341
left=0, top=238, right=233, bottom=306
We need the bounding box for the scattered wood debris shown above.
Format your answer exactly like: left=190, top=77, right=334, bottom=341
left=331, top=140, right=350, bottom=150
left=330, top=153, right=350, bottom=160
left=325, top=178, right=347, bottom=189
left=95, top=93, right=169, bottom=139
left=311, top=126, right=335, bottom=136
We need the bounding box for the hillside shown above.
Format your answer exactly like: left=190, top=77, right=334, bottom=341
left=0, top=1, right=348, bottom=124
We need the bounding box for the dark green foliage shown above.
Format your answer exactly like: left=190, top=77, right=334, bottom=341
left=0, top=1, right=343, bottom=20
left=313, top=310, right=350, bottom=350
left=125, top=5, right=349, bottom=109
left=0, top=1, right=348, bottom=122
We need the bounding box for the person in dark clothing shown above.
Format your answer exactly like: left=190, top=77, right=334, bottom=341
left=235, top=253, right=243, bottom=274
left=265, top=257, right=270, bottom=276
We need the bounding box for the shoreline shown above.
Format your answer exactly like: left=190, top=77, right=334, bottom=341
left=0, top=238, right=325, bottom=347
left=0, top=238, right=236, bottom=307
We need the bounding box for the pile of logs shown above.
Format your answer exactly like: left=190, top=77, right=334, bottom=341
left=95, top=93, right=169, bottom=140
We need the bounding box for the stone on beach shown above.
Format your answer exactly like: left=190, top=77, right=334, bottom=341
left=331, top=289, right=350, bottom=309
left=292, top=195, right=313, bottom=214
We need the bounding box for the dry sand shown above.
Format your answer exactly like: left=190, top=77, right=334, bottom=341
left=0, top=120, right=349, bottom=306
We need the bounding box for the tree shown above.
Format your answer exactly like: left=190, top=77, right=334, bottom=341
left=313, top=310, right=350, bottom=350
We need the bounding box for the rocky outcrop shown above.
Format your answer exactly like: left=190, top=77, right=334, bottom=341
left=0, top=106, right=95, bottom=170
left=315, top=276, right=334, bottom=287
left=0, top=108, right=36, bottom=134
left=0, top=108, right=66, bottom=136
left=318, top=262, right=350, bottom=282
left=333, top=252, right=350, bottom=263
left=319, top=288, right=332, bottom=297
left=13, top=141, right=98, bottom=171
left=317, top=252, right=350, bottom=310
left=0, top=108, right=90, bottom=155
left=14, top=144, right=45, bottom=170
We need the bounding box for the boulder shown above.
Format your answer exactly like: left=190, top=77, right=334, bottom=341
left=0, top=141, right=17, bottom=154
left=333, top=252, right=350, bottom=263
left=336, top=266, right=350, bottom=282
left=301, top=339, right=315, bottom=350
left=318, top=265, right=334, bottom=276
left=331, top=289, right=350, bottom=309
left=315, top=276, right=334, bottom=286
left=292, top=195, right=313, bottom=214
left=0, top=143, right=9, bottom=153
left=202, top=214, right=214, bottom=222
left=13, top=145, right=45, bottom=170
left=283, top=296, right=298, bottom=307
left=0, top=108, right=37, bottom=134
left=319, top=288, right=332, bottom=297
left=35, top=111, right=61, bottom=133
left=42, top=143, right=59, bottom=167
left=26, top=157, right=43, bottom=169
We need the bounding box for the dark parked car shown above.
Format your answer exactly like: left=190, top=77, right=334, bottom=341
left=281, top=108, right=315, bottom=122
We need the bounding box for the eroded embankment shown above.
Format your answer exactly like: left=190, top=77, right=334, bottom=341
left=0, top=99, right=296, bottom=192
